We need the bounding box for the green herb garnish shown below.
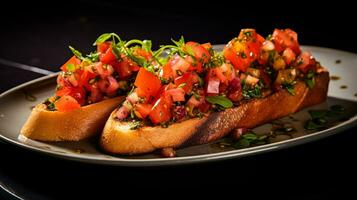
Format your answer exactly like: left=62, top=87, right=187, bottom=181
left=69, top=46, right=85, bottom=60
left=205, top=96, right=233, bottom=108
left=93, top=33, right=122, bottom=45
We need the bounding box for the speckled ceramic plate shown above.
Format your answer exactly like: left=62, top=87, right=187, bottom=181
left=1, top=45, right=357, bottom=166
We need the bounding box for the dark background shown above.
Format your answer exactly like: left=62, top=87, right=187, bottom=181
left=1, top=1, right=356, bottom=199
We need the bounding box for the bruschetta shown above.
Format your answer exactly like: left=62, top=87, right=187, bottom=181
left=21, top=33, right=154, bottom=141
left=100, top=29, right=330, bottom=155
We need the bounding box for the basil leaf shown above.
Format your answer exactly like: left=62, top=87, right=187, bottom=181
left=205, top=96, right=233, bottom=108
left=93, top=33, right=113, bottom=46
left=234, top=138, right=250, bottom=149
left=242, top=133, right=258, bottom=141
left=142, top=40, right=152, bottom=52
left=304, top=120, right=322, bottom=130
left=69, top=46, right=85, bottom=60
left=308, top=110, right=328, bottom=119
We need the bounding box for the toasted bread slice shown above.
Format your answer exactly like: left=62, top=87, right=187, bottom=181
left=100, top=72, right=329, bottom=155
left=21, top=97, right=124, bottom=141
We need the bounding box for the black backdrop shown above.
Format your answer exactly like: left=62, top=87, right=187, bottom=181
left=1, top=1, right=357, bottom=199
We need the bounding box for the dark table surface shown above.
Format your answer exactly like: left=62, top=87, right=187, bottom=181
left=1, top=1, right=357, bottom=199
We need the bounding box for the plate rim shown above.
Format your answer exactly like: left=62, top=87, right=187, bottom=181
left=1, top=45, right=357, bottom=166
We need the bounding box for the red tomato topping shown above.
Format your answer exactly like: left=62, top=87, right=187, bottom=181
left=295, top=51, right=316, bottom=73
left=134, top=68, right=162, bottom=100
left=54, top=95, right=81, bottom=112
left=135, top=103, right=152, bottom=119
left=174, top=72, right=198, bottom=94
left=272, top=29, right=301, bottom=55
left=149, top=97, right=172, bottom=125
left=100, top=47, right=117, bottom=64
left=60, top=56, right=81, bottom=72
left=223, top=29, right=263, bottom=72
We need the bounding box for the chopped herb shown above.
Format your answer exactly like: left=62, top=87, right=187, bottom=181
left=304, top=120, right=322, bottom=130
left=266, top=34, right=272, bottom=40
left=160, top=77, right=170, bottom=84
left=69, top=46, right=85, bottom=60
left=205, top=96, right=233, bottom=108
left=308, top=110, right=328, bottom=119
left=330, top=76, right=340, bottom=81
left=66, top=64, right=76, bottom=72
left=335, top=59, right=341, bottom=64
left=282, top=82, right=295, bottom=95
left=142, top=40, right=152, bottom=52
left=340, top=85, right=348, bottom=89
left=129, top=121, right=141, bottom=130
left=86, top=52, right=100, bottom=62
left=242, top=81, right=262, bottom=99
left=242, top=132, right=258, bottom=141
left=197, top=75, right=204, bottom=87
left=93, top=33, right=122, bottom=45
left=243, top=31, right=252, bottom=37
left=305, top=70, right=315, bottom=88
left=234, top=138, right=250, bottom=148
left=178, top=83, right=187, bottom=88
left=304, top=105, right=345, bottom=130
left=240, top=52, right=247, bottom=58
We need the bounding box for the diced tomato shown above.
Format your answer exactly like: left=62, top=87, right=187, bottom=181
left=133, top=48, right=152, bottom=61
left=295, top=51, right=316, bottom=73
left=211, top=63, right=233, bottom=84
left=135, top=103, right=152, bottom=119
left=88, top=87, right=103, bottom=103
left=161, top=62, right=175, bottom=80
left=97, top=42, right=111, bottom=54
left=170, top=55, right=191, bottom=75
left=282, top=48, right=296, bottom=65
left=78, top=69, right=97, bottom=91
left=93, top=62, right=114, bottom=79
left=198, top=99, right=211, bottom=113
left=56, top=86, right=86, bottom=105
left=187, top=95, right=202, bottom=108
left=60, top=56, right=81, bottom=72
left=112, top=61, right=132, bottom=78
left=272, top=29, right=301, bottom=54
left=106, top=76, right=119, bottom=96
left=134, top=68, right=162, bottom=100
left=100, top=47, right=117, bottom=64
left=174, top=72, right=198, bottom=94
left=185, top=41, right=211, bottom=64
left=186, top=55, right=203, bottom=73
left=54, top=95, right=81, bottom=112
left=149, top=97, right=172, bottom=125
left=165, top=88, right=186, bottom=102
left=206, top=77, right=220, bottom=94
left=201, top=43, right=212, bottom=52
left=223, top=29, right=263, bottom=72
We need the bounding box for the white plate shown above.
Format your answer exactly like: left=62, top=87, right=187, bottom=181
left=1, top=45, right=357, bottom=166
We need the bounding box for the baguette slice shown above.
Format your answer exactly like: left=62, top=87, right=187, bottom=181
left=21, top=97, right=124, bottom=141
left=100, top=72, right=329, bottom=155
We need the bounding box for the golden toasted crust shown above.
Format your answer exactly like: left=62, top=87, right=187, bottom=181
left=20, top=97, right=124, bottom=141
left=100, top=115, right=206, bottom=154
left=100, top=72, right=329, bottom=155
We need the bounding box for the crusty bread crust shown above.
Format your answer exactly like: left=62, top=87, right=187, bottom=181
left=100, top=72, right=329, bottom=155
left=21, top=97, right=124, bottom=141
